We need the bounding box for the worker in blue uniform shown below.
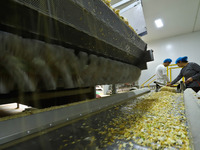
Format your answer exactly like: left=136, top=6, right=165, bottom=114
left=167, top=56, right=200, bottom=92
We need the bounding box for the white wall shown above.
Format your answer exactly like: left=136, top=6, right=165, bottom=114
left=139, top=31, right=200, bottom=86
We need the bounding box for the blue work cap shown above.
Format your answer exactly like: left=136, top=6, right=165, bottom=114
left=182, top=56, right=188, bottom=62
left=163, top=58, right=172, bottom=63
left=175, top=56, right=188, bottom=64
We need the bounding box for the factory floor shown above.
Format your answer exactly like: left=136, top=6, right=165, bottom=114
left=0, top=103, right=30, bottom=117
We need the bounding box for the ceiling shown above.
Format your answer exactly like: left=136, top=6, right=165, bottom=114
left=111, top=0, right=200, bottom=43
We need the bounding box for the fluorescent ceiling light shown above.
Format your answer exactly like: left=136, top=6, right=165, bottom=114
left=155, top=19, right=163, bottom=28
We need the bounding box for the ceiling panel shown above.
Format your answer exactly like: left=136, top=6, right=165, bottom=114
left=110, top=0, right=200, bottom=43
left=141, top=0, right=200, bottom=42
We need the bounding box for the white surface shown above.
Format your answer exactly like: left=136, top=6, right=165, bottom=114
left=111, top=0, right=200, bottom=42
left=142, top=0, right=200, bottom=42
left=139, top=30, right=200, bottom=85
left=195, top=3, right=200, bottom=31
left=198, top=91, right=200, bottom=96
left=0, top=103, right=30, bottom=117
left=184, top=88, right=200, bottom=150
left=102, top=85, right=110, bottom=95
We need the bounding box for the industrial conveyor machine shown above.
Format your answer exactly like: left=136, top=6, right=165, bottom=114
left=0, top=88, right=150, bottom=148
left=1, top=88, right=200, bottom=149
left=0, top=0, right=153, bottom=107
left=0, top=0, right=154, bottom=148
left=1, top=1, right=200, bottom=149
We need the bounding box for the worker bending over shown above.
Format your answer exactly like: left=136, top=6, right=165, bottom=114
left=167, top=56, right=200, bottom=92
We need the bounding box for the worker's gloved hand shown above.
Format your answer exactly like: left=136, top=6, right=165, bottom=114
left=186, top=77, right=193, bottom=84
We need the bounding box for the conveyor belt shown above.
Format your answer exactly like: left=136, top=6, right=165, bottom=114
left=0, top=89, right=150, bottom=146
left=0, top=96, right=152, bottom=150
left=0, top=90, right=191, bottom=150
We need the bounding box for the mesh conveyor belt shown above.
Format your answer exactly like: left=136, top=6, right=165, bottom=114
left=0, top=0, right=153, bottom=70
left=0, top=0, right=153, bottom=94
left=0, top=31, right=141, bottom=94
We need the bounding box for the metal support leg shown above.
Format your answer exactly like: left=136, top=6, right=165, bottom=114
left=16, top=103, right=19, bottom=109
left=154, top=81, right=160, bottom=92
left=180, top=81, right=186, bottom=92
left=112, top=84, right=116, bottom=94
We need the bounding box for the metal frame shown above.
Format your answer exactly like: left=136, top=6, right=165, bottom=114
left=141, top=64, right=185, bottom=87
left=141, top=74, right=156, bottom=88
left=167, top=64, right=185, bottom=82
left=0, top=88, right=150, bottom=145
left=0, top=0, right=153, bottom=69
